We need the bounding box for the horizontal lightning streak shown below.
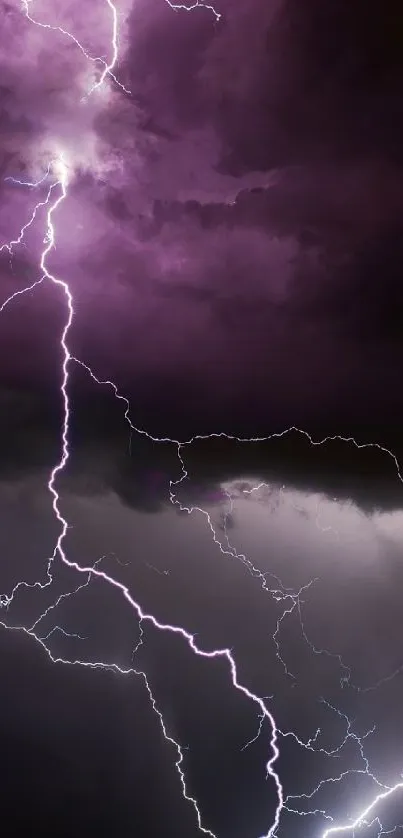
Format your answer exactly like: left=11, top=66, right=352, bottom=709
left=5, top=161, right=52, bottom=188
left=166, top=0, right=221, bottom=20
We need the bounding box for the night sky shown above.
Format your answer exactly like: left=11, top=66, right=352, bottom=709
left=1, top=1, right=403, bottom=836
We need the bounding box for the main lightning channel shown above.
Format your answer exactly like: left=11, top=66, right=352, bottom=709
left=1, top=150, right=285, bottom=837
left=4, top=152, right=402, bottom=838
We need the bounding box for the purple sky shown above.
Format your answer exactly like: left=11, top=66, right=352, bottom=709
left=1, top=0, right=403, bottom=440
left=1, top=3, right=403, bottom=838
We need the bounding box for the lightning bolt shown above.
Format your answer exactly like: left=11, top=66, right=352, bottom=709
left=1, top=2, right=403, bottom=838
left=1, top=160, right=279, bottom=838
left=321, top=781, right=403, bottom=838
left=1, top=183, right=54, bottom=256
left=4, top=161, right=52, bottom=188
left=166, top=0, right=221, bottom=20
left=1, top=4, right=283, bottom=837
left=21, top=0, right=132, bottom=96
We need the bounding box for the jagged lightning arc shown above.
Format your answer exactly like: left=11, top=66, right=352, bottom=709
left=2, top=3, right=284, bottom=837
left=1, top=2, right=403, bottom=837
left=32, top=155, right=285, bottom=838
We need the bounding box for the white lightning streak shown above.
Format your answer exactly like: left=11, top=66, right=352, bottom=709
left=322, top=782, right=403, bottom=837
left=1, top=151, right=284, bottom=838
left=1, top=2, right=403, bottom=838
left=86, top=0, right=122, bottom=96
left=21, top=0, right=131, bottom=96
left=166, top=0, right=221, bottom=20
left=5, top=161, right=52, bottom=188
left=0, top=183, right=54, bottom=256
left=2, top=157, right=403, bottom=837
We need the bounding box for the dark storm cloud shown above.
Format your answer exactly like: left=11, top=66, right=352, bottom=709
left=201, top=0, right=403, bottom=173
left=2, top=0, right=403, bottom=504
left=0, top=625, right=204, bottom=838
left=174, top=433, right=403, bottom=515
left=71, top=0, right=401, bottom=442
left=122, top=0, right=403, bottom=172
left=1, top=375, right=403, bottom=516
left=3, top=6, right=403, bottom=838
left=0, top=2, right=86, bottom=165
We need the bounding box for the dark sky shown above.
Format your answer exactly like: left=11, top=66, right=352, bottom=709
left=1, top=1, right=403, bottom=836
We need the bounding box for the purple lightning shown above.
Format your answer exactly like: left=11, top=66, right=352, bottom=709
left=21, top=0, right=132, bottom=96
left=39, top=148, right=285, bottom=836
left=1, top=2, right=403, bottom=838
left=2, top=149, right=403, bottom=835
left=166, top=0, right=221, bottom=19
left=1, top=4, right=284, bottom=837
